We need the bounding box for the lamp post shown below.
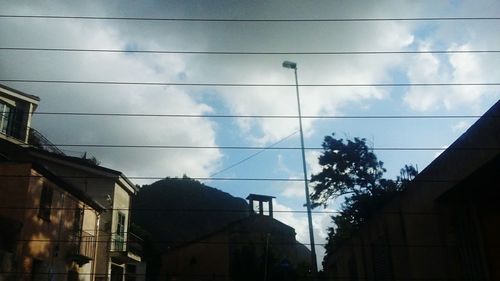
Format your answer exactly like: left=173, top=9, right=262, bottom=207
left=282, top=61, right=318, bottom=274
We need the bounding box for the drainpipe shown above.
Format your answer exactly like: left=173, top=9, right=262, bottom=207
left=91, top=208, right=100, bottom=281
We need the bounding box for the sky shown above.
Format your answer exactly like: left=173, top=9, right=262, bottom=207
left=1, top=0, right=499, bottom=268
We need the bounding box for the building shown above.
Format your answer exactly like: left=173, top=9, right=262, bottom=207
left=161, top=194, right=311, bottom=281
left=0, top=84, right=146, bottom=281
left=0, top=161, right=104, bottom=281
left=0, top=84, right=39, bottom=145
left=26, top=149, right=145, bottom=281
left=323, top=100, right=500, bottom=280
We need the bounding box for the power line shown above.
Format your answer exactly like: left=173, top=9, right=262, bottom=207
left=14, top=237, right=496, bottom=248
left=22, top=143, right=499, bottom=150
left=1, top=14, right=499, bottom=22
left=0, top=206, right=447, bottom=216
left=2, top=79, right=500, bottom=87
left=31, top=112, right=487, bottom=119
left=2, top=47, right=500, bottom=55
left=210, top=131, right=298, bottom=177
left=0, top=175, right=464, bottom=182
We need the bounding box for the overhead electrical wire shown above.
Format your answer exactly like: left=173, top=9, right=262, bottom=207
left=20, top=144, right=498, bottom=151
left=1, top=47, right=499, bottom=55
left=0, top=206, right=445, bottom=216
left=0, top=175, right=464, bottom=183
left=30, top=112, right=486, bottom=119
left=210, top=131, right=298, bottom=177
left=1, top=14, right=499, bottom=22
left=2, top=79, right=499, bottom=87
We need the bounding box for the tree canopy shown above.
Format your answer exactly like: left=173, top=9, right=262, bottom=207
left=309, top=134, right=417, bottom=261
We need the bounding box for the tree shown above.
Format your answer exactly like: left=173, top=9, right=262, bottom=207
left=310, top=134, right=417, bottom=261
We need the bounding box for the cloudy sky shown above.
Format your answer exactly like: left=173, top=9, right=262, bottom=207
left=1, top=0, right=499, bottom=267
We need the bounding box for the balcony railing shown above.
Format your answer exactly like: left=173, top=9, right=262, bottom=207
left=68, top=231, right=96, bottom=265
left=79, top=231, right=96, bottom=258
left=127, top=232, right=143, bottom=256
left=111, top=232, right=143, bottom=256
left=112, top=233, right=126, bottom=252
left=28, top=127, right=65, bottom=155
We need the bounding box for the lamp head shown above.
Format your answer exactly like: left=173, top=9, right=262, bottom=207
left=282, top=61, right=297, bottom=69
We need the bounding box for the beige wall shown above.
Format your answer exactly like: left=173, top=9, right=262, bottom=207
left=0, top=163, right=100, bottom=281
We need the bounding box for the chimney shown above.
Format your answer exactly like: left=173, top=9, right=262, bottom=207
left=246, top=194, right=276, bottom=218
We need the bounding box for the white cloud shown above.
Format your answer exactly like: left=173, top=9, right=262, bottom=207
left=306, top=150, right=322, bottom=176
left=0, top=8, right=223, bottom=183
left=281, top=181, right=305, bottom=198
left=278, top=151, right=322, bottom=199
left=404, top=27, right=500, bottom=112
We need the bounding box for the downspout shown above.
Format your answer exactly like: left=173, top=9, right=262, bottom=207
left=91, top=208, right=100, bottom=281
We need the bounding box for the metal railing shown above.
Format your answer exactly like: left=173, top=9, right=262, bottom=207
left=110, top=232, right=143, bottom=256
left=28, top=127, right=65, bottom=155
left=79, top=231, right=96, bottom=258
left=127, top=232, right=143, bottom=256
left=111, top=233, right=126, bottom=252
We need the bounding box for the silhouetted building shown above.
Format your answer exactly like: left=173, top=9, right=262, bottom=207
left=323, top=100, right=500, bottom=281
left=161, top=194, right=311, bottom=281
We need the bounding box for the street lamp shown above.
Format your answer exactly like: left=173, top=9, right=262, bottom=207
left=282, top=61, right=318, bottom=274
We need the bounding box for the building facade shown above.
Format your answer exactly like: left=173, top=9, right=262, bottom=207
left=161, top=194, right=311, bottom=281
left=0, top=162, right=103, bottom=281
left=0, top=84, right=146, bottom=281
left=27, top=150, right=144, bottom=281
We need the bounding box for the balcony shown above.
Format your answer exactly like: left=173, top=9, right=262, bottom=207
left=28, top=127, right=65, bottom=155
left=127, top=232, right=144, bottom=257
left=67, top=231, right=96, bottom=266
left=110, top=232, right=143, bottom=264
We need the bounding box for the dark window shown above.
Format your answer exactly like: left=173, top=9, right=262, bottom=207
left=31, top=259, right=49, bottom=281
left=117, top=212, right=126, bottom=237
left=38, top=184, right=53, bottom=221
left=73, top=207, right=83, bottom=233
left=67, top=270, right=79, bottom=281
left=125, top=264, right=137, bottom=281
left=114, top=212, right=126, bottom=251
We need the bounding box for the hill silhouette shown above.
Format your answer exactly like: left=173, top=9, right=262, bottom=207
left=131, top=176, right=249, bottom=251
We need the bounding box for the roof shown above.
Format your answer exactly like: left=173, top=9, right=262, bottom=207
left=246, top=193, right=276, bottom=201
left=0, top=83, right=40, bottom=102
left=0, top=139, right=138, bottom=193
left=408, top=99, right=499, bottom=195
left=0, top=161, right=105, bottom=212
left=28, top=147, right=138, bottom=193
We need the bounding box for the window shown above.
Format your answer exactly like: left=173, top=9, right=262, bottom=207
left=31, top=259, right=49, bottom=281
left=114, top=212, right=126, bottom=251
left=0, top=101, right=12, bottom=135
left=38, top=184, right=53, bottom=221
left=117, top=212, right=126, bottom=237
left=73, top=207, right=83, bottom=233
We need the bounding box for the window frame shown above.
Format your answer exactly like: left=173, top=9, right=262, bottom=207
left=38, top=183, right=53, bottom=221
left=0, top=101, right=13, bottom=134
